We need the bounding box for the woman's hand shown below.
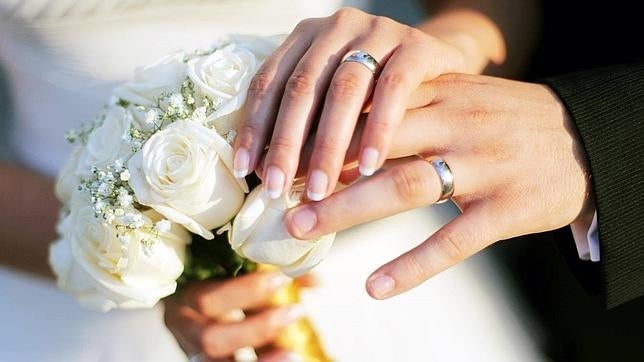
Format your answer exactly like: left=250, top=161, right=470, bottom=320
left=164, top=271, right=305, bottom=361
left=283, top=73, right=594, bottom=300
left=233, top=8, right=473, bottom=203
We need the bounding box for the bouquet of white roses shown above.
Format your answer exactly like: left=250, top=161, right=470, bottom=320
left=49, top=35, right=336, bottom=312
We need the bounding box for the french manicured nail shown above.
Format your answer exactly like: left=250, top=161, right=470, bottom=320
left=307, top=169, right=328, bottom=201
left=282, top=352, right=304, bottom=362
left=268, top=273, right=291, bottom=291
left=265, top=166, right=285, bottom=199
left=290, top=207, right=317, bottom=236
left=359, top=147, right=379, bottom=176
left=282, top=304, right=306, bottom=324
left=369, top=275, right=395, bottom=298
left=233, top=148, right=249, bottom=178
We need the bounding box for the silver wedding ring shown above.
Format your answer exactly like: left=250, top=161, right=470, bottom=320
left=424, top=156, right=454, bottom=204
left=341, top=50, right=380, bottom=76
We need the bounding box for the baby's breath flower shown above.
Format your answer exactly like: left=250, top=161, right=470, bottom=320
left=120, top=170, right=131, bottom=182
left=123, top=212, right=145, bottom=229
left=97, top=183, right=111, bottom=197
left=118, top=193, right=133, bottom=208
left=104, top=212, right=115, bottom=224
left=191, top=106, right=208, bottom=124
left=155, top=219, right=172, bottom=233
left=118, top=234, right=131, bottom=245
left=145, top=109, right=159, bottom=124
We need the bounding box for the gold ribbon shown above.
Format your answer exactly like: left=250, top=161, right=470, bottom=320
left=259, top=265, right=331, bottom=362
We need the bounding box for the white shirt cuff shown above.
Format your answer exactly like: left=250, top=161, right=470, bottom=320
left=570, top=211, right=600, bottom=262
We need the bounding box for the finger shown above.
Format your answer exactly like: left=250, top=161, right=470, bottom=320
left=259, top=86, right=448, bottom=180
left=357, top=45, right=428, bottom=176
left=305, top=41, right=393, bottom=201
left=165, top=298, right=211, bottom=356
left=293, top=273, right=318, bottom=288
left=366, top=202, right=498, bottom=299
left=262, top=33, right=354, bottom=200
left=406, top=81, right=440, bottom=109
left=197, top=305, right=306, bottom=359
left=285, top=156, right=476, bottom=239
left=357, top=35, right=466, bottom=177
left=186, top=272, right=292, bottom=319
left=259, top=349, right=302, bottom=362
left=233, top=27, right=314, bottom=178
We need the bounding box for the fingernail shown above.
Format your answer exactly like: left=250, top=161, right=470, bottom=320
left=369, top=275, right=395, bottom=298
left=281, top=352, right=304, bottom=362
left=290, top=207, right=317, bottom=236
left=233, top=148, right=249, bottom=178
left=307, top=169, right=328, bottom=201
left=265, top=166, right=285, bottom=199
left=359, top=147, right=379, bottom=176
left=282, top=304, right=306, bottom=324
left=268, top=273, right=291, bottom=291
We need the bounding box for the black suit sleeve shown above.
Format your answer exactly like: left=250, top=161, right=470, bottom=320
left=542, top=63, right=644, bottom=308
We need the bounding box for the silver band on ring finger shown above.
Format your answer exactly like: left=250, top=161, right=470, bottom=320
left=341, top=50, right=381, bottom=77
left=423, top=156, right=454, bottom=204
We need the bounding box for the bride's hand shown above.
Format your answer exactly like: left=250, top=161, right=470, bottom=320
left=233, top=7, right=469, bottom=202
left=283, top=74, right=594, bottom=300
left=164, top=271, right=305, bottom=361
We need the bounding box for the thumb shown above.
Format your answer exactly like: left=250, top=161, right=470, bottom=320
left=366, top=202, right=498, bottom=299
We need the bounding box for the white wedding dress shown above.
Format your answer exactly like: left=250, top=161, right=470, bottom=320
left=0, top=1, right=544, bottom=361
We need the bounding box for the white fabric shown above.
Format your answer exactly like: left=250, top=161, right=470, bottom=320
left=0, top=1, right=544, bottom=361
left=571, top=211, right=600, bottom=262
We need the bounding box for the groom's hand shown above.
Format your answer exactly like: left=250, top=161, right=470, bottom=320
left=164, top=271, right=306, bottom=361
left=282, top=73, right=594, bottom=300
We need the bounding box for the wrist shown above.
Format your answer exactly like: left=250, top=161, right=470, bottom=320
left=418, top=8, right=506, bottom=74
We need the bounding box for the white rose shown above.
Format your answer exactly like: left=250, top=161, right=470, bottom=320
left=127, top=120, right=248, bottom=239
left=55, top=146, right=83, bottom=206
left=229, top=186, right=336, bottom=277
left=49, top=193, right=190, bottom=311
left=113, top=52, right=187, bottom=106
left=188, top=39, right=276, bottom=134
left=77, top=106, right=133, bottom=174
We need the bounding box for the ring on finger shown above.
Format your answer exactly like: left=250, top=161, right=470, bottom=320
left=421, top=156, right=454, bottom=204
left=341, top=50, right=381, bottom=77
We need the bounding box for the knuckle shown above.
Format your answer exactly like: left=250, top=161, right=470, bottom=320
left=315, top=138, right=344, bottom=155
left=192, top=293, right=213, bottom=314
left=294, top=18, right=313, bottom=31
left=378, top=72, right=406, bottom=90
left=238, top=122, right=261, bottom=138
left=200, top=328, right=225, bottom=357
left=436, top=73, right=467, bottom=85
left=370, top=15, right=395, bottom=29
left=390, top=165, right=427, bottom=202
left=405, top=26, right=426, bottom=40
left=269, top=134, right=298, bottom=151
left=437, top=230, right=468, bottom=262
left=403, top=252, right=430, bottom=283
left=367, top=116, right=394, bottom=133
left=329, top=72, right=362, bottom=99
left=461, top=105, right=496, bottom=127
left=286, top=69, right=316, bottom=98
left=248, top=71, right=273, bottom=98
left=333, top=7, right=360, bottom=23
